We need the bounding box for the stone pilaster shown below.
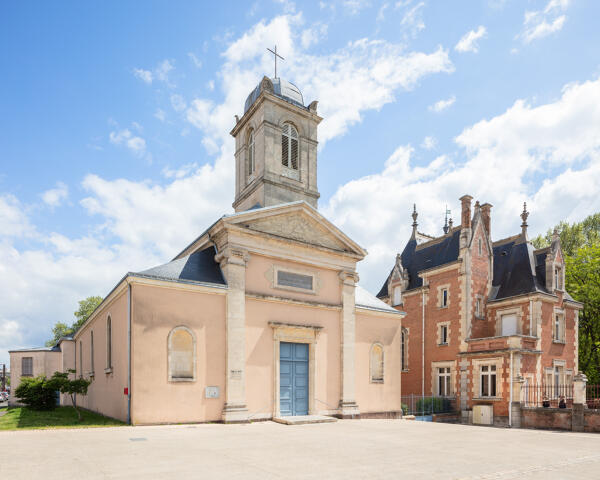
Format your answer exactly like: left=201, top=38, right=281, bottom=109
left=572, top=373, right=587, bottom=432
left=338, top=270, right=360, bottom=418
left=216, top=248, right=250, bottom=423
left=511, top=375, right=525, bottom=428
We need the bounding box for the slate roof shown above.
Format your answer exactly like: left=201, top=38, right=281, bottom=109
left=377, top=228, right=461, bottom=298
left=9, top=345, right=61, bottom=353
left=134, top=246, right=226, bottom=287
left=377, top=221, right=582, bottom=303
left=355, top=285, right=403, bottom=314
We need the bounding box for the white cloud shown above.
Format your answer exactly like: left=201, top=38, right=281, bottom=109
left=301, top=23, right=328, bottom=49
left=455, top=26, right=487, bottom=53
left=324, top=77, right=600, bottom=293
left=519, top=0, right=570, bottom=44
left=421, top=135, right=437, bottom=150
left=133, top=59, right=175, bottom=86
left=429, top=95, right=456, bottom=112
left=109, top=128, right=147, bottom=157
left=154, top=109, right=166, bottom=122
left=41, top=182, right=69, bottom=208
left=343, top=0, right=371, bottom=15
left=400, top=1, right=425, bottom=38
left=170, top=94, right=187, bottom=112
left=188, top=52, right=202, bottom=69
left=0, top=12, right=454, bottom=363
left=133, top=68, right=153, bottom=84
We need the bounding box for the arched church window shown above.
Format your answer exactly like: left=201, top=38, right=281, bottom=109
left=247, top=129, right=255, bottom=176
left=106, top=316, right=112, bottom=370
left=370, top=343, right=384, bottom=383
left=168, top=326, right=196, bottom=381
left=401, top=328, right=408, bottom=371
left=392, top=286, right=402, bottom=306
left=281, top=123, right=299, bottom=170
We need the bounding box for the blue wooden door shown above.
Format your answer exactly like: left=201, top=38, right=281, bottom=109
left=280, top=342, right=309, bottom=416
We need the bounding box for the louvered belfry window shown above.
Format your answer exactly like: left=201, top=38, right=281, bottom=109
left=248, top=129, right=255, bottom=175
left=281, top=123, right=299, bottom=170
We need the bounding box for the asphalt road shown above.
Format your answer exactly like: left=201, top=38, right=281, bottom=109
left=1, top=419, right=599, bottom=479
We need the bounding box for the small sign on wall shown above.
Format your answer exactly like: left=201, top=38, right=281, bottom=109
left=205, top=386, right=219, bottom=399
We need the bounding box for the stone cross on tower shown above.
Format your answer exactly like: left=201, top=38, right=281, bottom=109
left=266, top=45, right=284, bottom=78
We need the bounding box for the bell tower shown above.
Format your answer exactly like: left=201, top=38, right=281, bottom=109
left=230, top=76, right=322, bottom=212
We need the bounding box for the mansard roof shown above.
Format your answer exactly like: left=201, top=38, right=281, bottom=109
left=377, top=226, right=571, bottom=303
left=376, top=228, right=461, bottom=298
left=134, top=246, right=227, bottom=287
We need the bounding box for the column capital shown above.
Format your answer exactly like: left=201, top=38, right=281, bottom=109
left=339, top=270, right=359, bottom=285
left=215, top=247, right=250, bottom=268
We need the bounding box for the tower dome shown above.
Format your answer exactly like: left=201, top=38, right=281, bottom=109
left=244, top=77, right=305, bottom=113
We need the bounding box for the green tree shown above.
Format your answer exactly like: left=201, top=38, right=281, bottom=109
left=565, top=243, right=600, bottom=384
left=46, top=295, right=103, bottom=346
left=51, top=370, right=91, bottom=421
left=533, top=212, right=600, bottom=383
left=73, top=296, right=103, bottom=331
left=532, top=213, right=600, bottom=255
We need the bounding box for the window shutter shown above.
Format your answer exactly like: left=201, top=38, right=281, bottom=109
left=281, top=134, right=289, bottom=167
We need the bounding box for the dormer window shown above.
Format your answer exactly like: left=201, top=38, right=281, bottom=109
left=392, top=286, right=402, bottom=306
left=247, top=129, right=255, bottom=176
left=554, top=266, right=563, bottom=290
left=282, top=123, right=299, bottom=171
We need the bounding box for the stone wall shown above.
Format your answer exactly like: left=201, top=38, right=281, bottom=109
left=521, top=406, right=600, bottom=432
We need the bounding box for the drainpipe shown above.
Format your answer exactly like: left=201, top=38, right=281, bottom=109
left=509, top=350, right=513, bottom=427
left=127, top=281, right=132, bottom=425
left=422, top=288, right=425, bottom=413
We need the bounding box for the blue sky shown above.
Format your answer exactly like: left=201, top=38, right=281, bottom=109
left=1, top=0, right=600, bottom=364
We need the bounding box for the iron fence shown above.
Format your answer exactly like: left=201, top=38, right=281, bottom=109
left=523, top=383, right=573, bottom=408
left=401, top=395, right=456, bottom=416
left=586, top=384, right=600, bottom=409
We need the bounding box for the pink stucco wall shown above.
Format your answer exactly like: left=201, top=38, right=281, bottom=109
left=355, top=312, right=403, bottom=414
left=130, top=283, right=227, bottom=425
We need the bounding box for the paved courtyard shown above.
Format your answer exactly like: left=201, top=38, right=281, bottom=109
left=1, top=419, right=599, bottom=479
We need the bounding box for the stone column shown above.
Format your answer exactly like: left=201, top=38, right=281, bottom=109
left=339, top=270, right=360, bottom=418
left=217, top=248, right=250, bottom=423
left=572, top=373, right=587, bottom=432
left=511, top=375, right=525, bottom=428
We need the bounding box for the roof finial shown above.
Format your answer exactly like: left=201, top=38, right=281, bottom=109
left=448, top=217, right=453, bottom=229
left=443, top=204, right=451, bottom=234
left=411, top=204, right=418, bottom=238
left=521, top=202, right=529, bottom=237
left=552, top=228, right=559, bottom=242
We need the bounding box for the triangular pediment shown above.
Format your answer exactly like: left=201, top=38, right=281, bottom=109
left=223, top=202, right=366, bottom=257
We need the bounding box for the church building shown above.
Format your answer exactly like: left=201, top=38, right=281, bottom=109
left=10, top=75, right=405, bottom=424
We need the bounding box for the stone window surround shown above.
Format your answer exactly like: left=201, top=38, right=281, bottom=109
left=281, top=121, right=300, bottom=180
left=552, top=307, right=566, bottom=343
left=391, top=284, right=402, bottom=306
left=370, top=342, right=384, bottom=384
left=494, top=306, right=523, bottom=337
left=267, top=264, right=321, bottom=296
left=437, top=321, right=451, bottom=346
left=431, top=360, right=455, bottom=397
left=437, top=284, right=451, bottom=309
left=269, top=321, right=322, bottom=418
left=167, top=325, right=197, bottom=383
left=472, top=357, right=504, bottom=400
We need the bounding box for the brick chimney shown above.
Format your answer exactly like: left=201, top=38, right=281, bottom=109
left=481, top=203, right=492, bottom=235
left=460, top=195, right=473, bottom=229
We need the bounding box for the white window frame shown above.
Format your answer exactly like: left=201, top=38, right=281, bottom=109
left=392, top=285, right=402, bottom=306
left=553, top=311, right=565, bottom=343
left=438, top=367, right=451, bottom=397
left=480, top=364, right=497, bottom=398
left=439, top=324, right=448, bottom=345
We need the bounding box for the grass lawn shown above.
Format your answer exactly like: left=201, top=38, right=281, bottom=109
left=0, top=406, right=124, bottom=430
